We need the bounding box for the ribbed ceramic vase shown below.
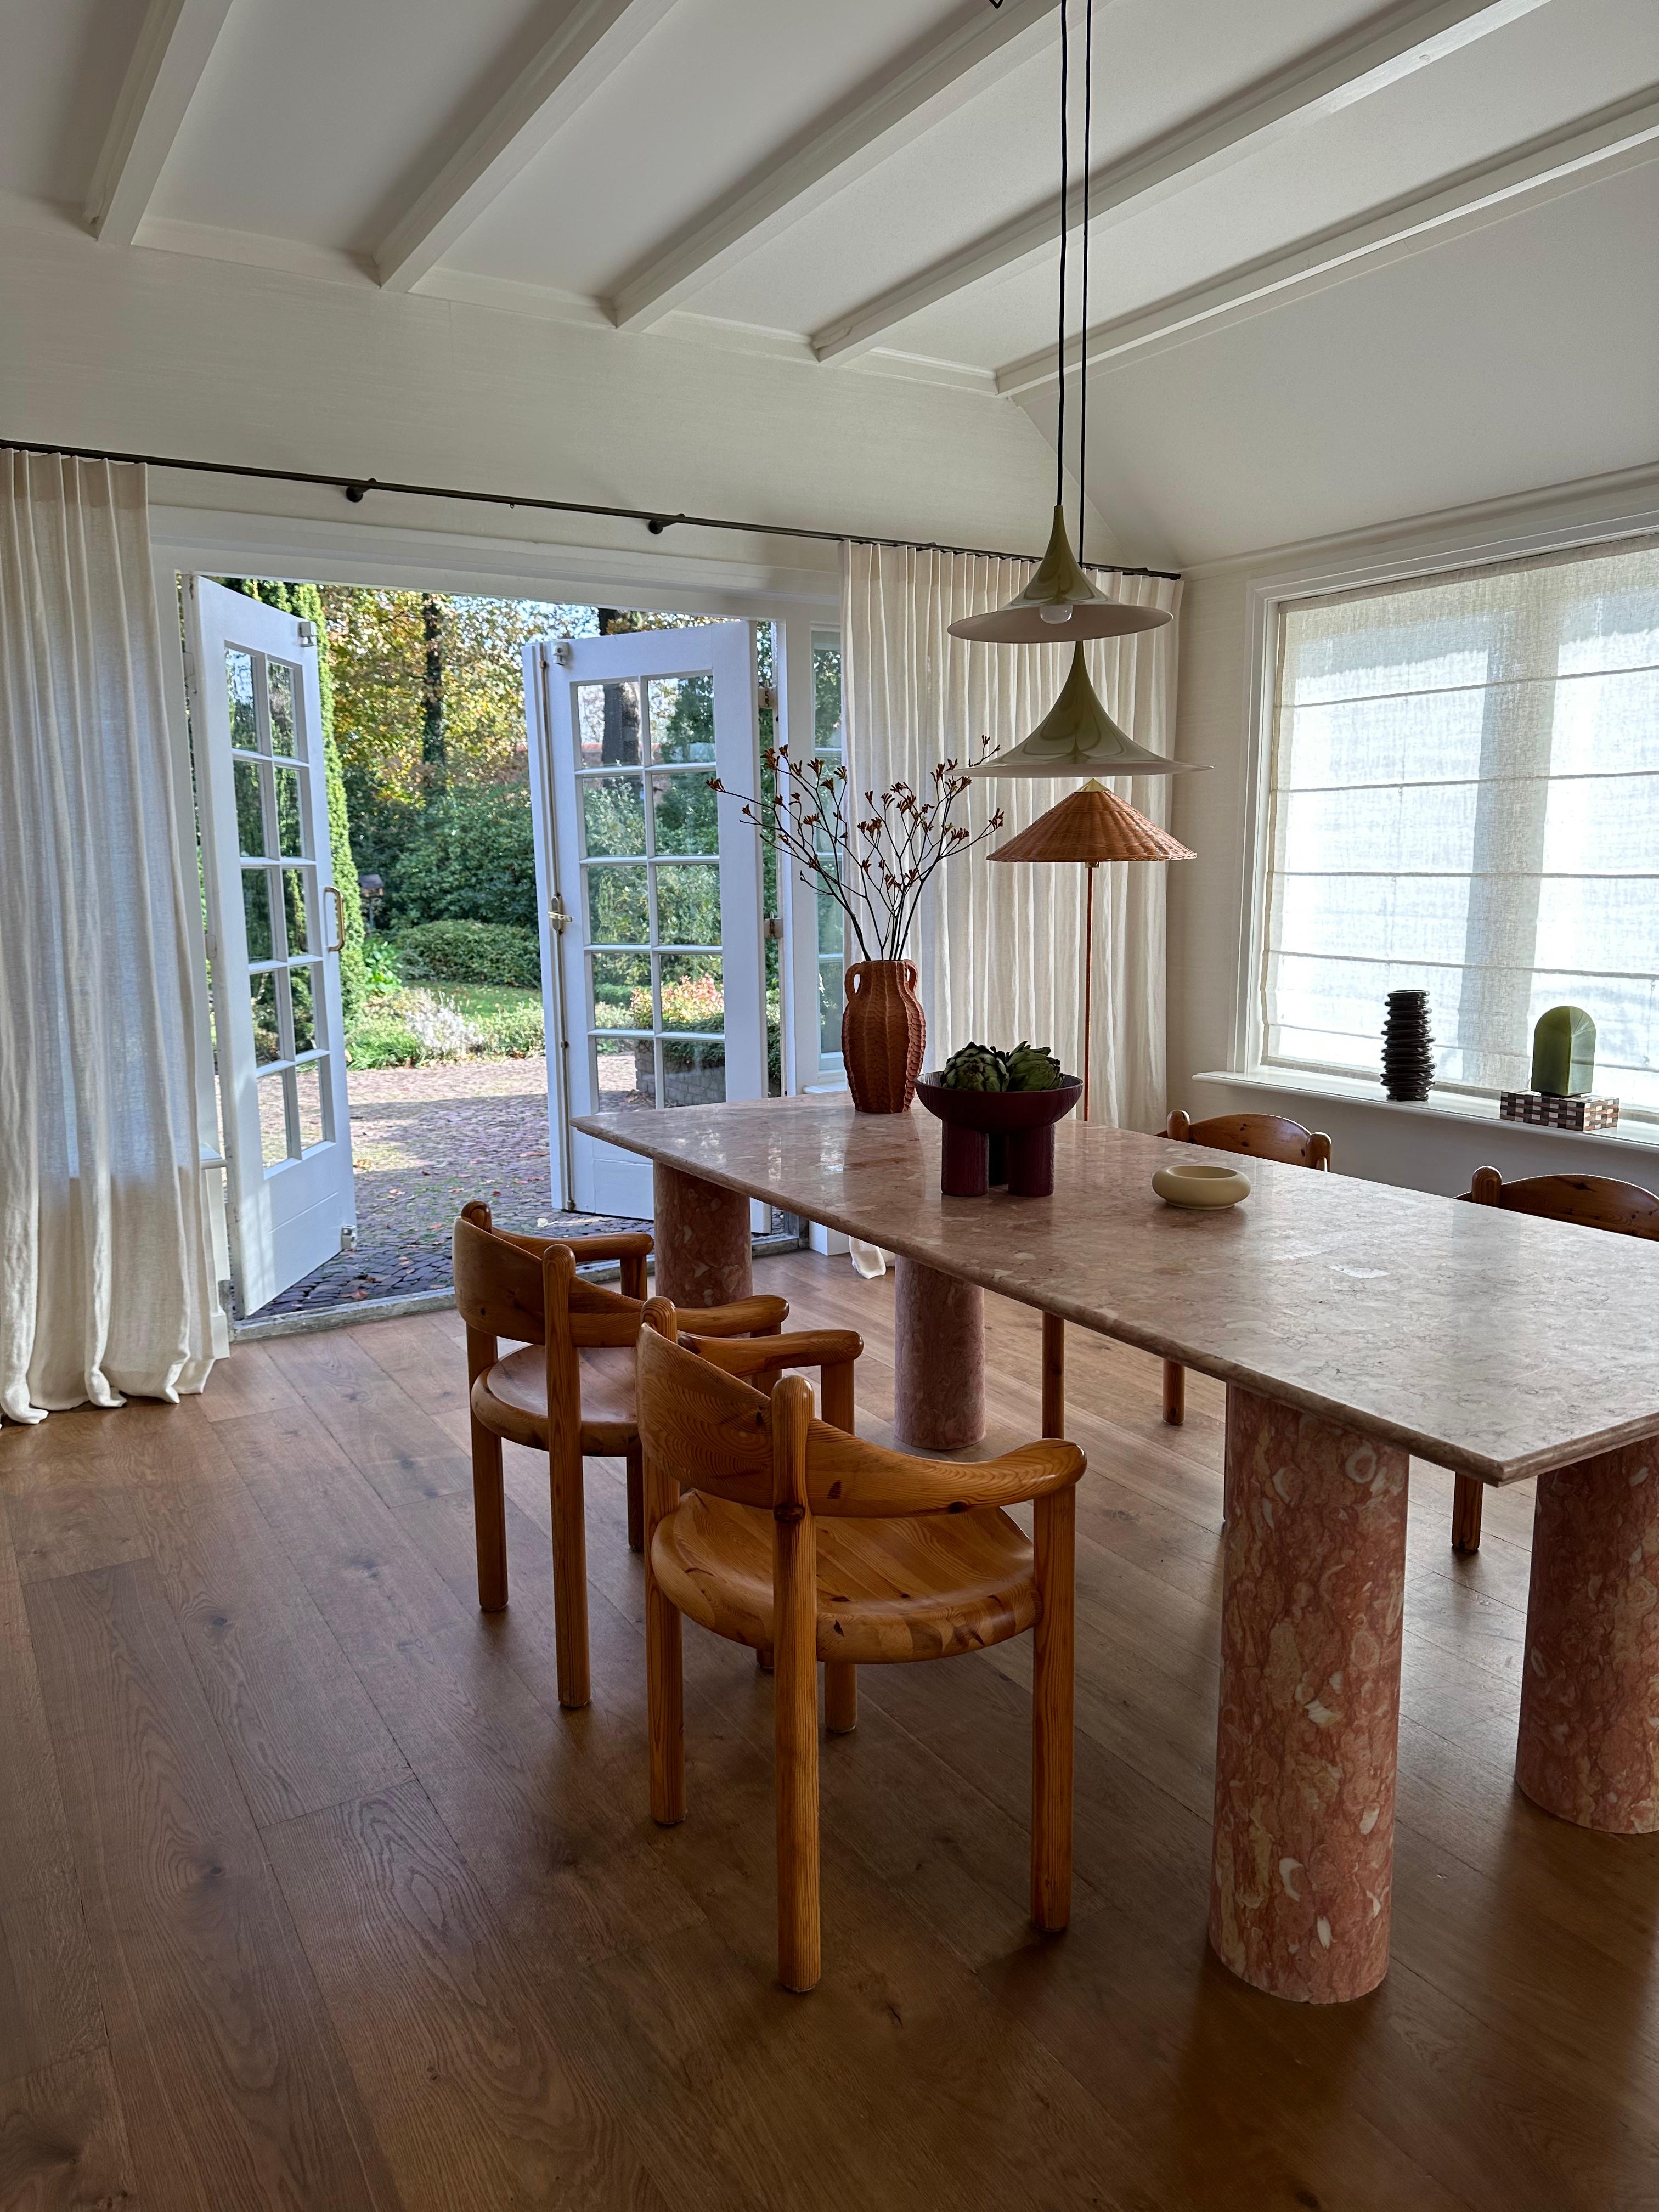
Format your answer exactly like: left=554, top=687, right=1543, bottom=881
left=842, top=960, right=926, bottom=1113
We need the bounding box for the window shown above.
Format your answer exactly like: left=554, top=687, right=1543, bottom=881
left=1261, top=536, right=1659, bottom=1110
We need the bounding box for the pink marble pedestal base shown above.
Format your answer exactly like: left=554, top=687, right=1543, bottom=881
left=652, top=1164, right=752, bottom=1309
left=893, top=1257, right=985, bottom=1451
left=1211, top=1385, right=1408, bottom=2003
left=1517, top=1438, right=1659, bottom=1832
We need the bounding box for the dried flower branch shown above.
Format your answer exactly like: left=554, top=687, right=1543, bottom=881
left=711, top=739, right=1003, bottom=963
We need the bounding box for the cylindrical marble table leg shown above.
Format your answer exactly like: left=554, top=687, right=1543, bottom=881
left=1210, top=1385, right=1409, bottom=2004
left=652, top=1163, right=752, bottom=1310
left=1516, top=1439, right=1659, bottom=1832
left=893, top=1258, right=985, bottom=1451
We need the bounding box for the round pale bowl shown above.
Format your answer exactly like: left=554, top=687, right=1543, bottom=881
left=1153, top=1161, right=1251, bottom=1209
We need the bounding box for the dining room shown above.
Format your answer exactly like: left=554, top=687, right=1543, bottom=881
left=4, top=0, right=1659, bottom=2207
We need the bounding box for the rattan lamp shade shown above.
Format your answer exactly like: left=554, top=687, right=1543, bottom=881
left=989, top=779, right=1195, bottom=867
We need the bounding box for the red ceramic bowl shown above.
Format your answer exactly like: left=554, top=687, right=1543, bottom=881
left=915, top=1074, right=1082, bottom=1197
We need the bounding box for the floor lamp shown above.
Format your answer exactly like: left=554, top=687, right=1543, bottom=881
left=990, top=779, right=1194, bottom=1122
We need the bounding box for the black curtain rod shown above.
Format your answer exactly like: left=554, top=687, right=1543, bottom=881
left=2, top=438, right=1181, bottom=583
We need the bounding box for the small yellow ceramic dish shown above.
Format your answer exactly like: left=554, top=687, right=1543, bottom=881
left=1153, top=1161, right=1251, bottom=1209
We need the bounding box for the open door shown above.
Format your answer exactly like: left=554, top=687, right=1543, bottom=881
left=186, top=578, right=356, bottom=1314
left=524, top=623, right=765, bottom=1217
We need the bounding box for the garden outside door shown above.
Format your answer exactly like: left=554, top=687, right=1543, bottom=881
left=524, top=624, right=765, bottom=1218
left=186, top=578, right=356, bottom=1314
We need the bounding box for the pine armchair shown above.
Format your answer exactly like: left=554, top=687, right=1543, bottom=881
left=453, top=1201, right=789, bottom=1708
left=636, top=1296, right=1086, bottom=1993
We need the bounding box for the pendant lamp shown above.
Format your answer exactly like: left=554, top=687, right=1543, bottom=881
left=960, top=0, right=1194, bottom=785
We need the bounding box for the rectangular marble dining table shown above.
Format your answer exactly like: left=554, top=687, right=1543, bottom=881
left=573, top=1094, right=1659, bottom=2005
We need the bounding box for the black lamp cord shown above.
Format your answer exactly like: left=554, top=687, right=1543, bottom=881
left=1055, top=0, right=1069, bottom=518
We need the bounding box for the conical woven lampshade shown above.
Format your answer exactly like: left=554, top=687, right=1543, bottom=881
left=989, top=780, right=1195, bottom=866
left=949, top=506, right=1173, bottom=645
left=966, top=643, right=1197, bottom=781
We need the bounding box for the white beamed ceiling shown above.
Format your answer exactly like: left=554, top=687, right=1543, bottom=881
left=5, top=0, right=1657, bottom=563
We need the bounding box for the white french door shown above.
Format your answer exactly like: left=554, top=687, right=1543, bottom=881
left=186, top=578, right=356, bottom=1313
left=524, top=623, right=765, bottom=1217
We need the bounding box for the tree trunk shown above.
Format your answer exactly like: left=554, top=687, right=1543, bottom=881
left=421, top=592, right=447, bottom=793
left=596, top=607, right=641, bottom=765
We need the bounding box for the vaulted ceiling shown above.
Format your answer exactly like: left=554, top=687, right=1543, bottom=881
left=6, top=0, right=1657, bottom=563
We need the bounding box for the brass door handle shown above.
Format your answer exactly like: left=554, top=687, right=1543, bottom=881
left=324, top=884, right=346, bottom=953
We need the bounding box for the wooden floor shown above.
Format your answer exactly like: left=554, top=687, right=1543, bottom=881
left=3, top=1251, right=1658, bottom=2212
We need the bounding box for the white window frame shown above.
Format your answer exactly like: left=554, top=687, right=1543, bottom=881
left=1234, top=496, right=1659, bottom=1101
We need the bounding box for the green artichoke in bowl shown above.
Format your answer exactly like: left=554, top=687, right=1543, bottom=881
left=1005, top=1042, right=1063, bottom=1092
left=940, top=1042, right=1008, bottom=1092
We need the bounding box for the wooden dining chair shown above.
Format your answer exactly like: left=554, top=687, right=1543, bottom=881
left=1160, top=1109, right=1333, bottom=1426
left=453, top=1200, right=790, bottom=1708
left=636, top=1296, right=1087, bottom=1993
left=1448, top=1166, right=1659, bottom=1553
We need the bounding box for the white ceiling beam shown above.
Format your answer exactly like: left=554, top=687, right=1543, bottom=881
left=374, top=0, right=676, bottom=292
left=606, top=0, right=1058, bottom=333
left=812, top=0, right=1554, bottom=362
left=84, top=0, right=236, bottom=245
left=994, top=88, right=1659, bottom=393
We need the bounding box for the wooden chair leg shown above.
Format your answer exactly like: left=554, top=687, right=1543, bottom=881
left=1452, top=1472, right=1484, bottom=1554
left=825, top=1661, right=857, bottom=1735
left=1041, top=1313, right=1064, bottom=1439
left=1163, top=1359, right=1186, bottom=1426
left=1030, top=1486, right=1075, bottom=1933
left=625, top=1438, right=645, bottom=1553
left=646, top=1570, right=684, bottom=1825
left=470, top=1421, right=507, bottom=1611
left=756, top=1646, right=774, bottom=1674
left=773, top=1380, right=820, bottom=1993
left=549, top=1441, right=591, bottom=1710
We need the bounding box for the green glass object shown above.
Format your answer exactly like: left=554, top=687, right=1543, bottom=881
left=1531, top=1005, right=1596, bottom=1097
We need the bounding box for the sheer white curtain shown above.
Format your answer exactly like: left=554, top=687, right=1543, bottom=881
left=1, top=452, right=216, bottom=1423
left=842, top=541, right=1182, bottom=1130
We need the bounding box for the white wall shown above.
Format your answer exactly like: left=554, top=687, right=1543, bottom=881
left=1167, top=459, right=1659, bottom=1196
left=0, top=194, right=1093, bottom=590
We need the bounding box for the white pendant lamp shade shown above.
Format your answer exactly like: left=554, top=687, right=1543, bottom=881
left=965, top=641, right=1197, bottom=780
left=949, top=506, right=1172, bottom=645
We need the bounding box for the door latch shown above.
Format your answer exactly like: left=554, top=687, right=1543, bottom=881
left=297, top=619, right=318, bottom=646
left=549, top=894, right=571, bottom=936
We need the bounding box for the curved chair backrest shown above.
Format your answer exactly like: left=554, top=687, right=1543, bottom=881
left=637, top=1301, right=1082, bottom=1518
left=453, top=1200, right=646, bottom=1350
left=1166, top=1108, right=1331, bottom=1171
left=1460, top=1166, right=1659, bottom=1239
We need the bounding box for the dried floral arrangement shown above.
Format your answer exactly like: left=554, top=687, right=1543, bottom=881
left=709, top=743, right=1005, bottom=963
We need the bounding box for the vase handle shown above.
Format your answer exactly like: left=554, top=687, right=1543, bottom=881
left=901, top=960, right=917, bottom=988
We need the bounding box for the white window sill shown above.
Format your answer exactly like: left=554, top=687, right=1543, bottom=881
left=1192, top=1066, right=1659, bottom=1159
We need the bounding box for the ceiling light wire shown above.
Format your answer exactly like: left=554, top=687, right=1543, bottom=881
left=1054, top=0, right=1069, bottom=516
left=1078, top=0, right=1093, bottom=565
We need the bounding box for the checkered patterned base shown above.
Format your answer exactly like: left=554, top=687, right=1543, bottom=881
left=1499, top=1091, right=1621, bottom=1131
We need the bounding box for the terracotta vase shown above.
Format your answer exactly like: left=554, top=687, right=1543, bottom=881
left=842, top=960, right=926, bottom=1113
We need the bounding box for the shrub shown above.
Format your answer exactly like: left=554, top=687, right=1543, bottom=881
left=400, top=989, right=482, bottom=1060
left=398, top=919, right=541, bottom=988
left=484, top=1002, right=545, bottom=1058
left=629, top=971, right=724, bottom=1031
left=346, top=1015, right=424, bottom=1069
left=391, top=782, right=538, bottom=929
left=359, top=933, right=404, bottom=993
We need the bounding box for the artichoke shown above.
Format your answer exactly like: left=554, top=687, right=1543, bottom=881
left=941, top=1042, right=1007, bottom=1092
left=1005, top=1041, right=1063, bottom=1092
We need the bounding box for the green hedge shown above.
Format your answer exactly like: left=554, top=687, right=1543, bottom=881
left=392, top=782, right=538, bottom=929
left=397, top=919, right=541, bottom=988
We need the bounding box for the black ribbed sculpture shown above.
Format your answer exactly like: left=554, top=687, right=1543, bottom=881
left=1381, top=989, right=1434, bottom=1101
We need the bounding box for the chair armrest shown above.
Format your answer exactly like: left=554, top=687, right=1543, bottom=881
left=683, top=1327, right=861, bottom=1375
left=808, top=1432, right=1085, bottom=1516
left=681, top=1294, right=790, bottom=1338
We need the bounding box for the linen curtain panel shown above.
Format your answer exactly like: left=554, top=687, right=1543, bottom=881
left=1, top=452, right=216, bottom=1422
left=1265, top=535, right=1659, bottom=1107
left=842, top=541, right=1182, bottom=1130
